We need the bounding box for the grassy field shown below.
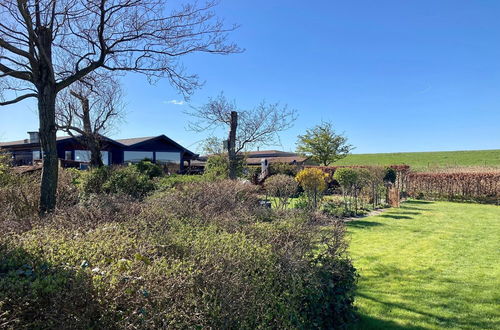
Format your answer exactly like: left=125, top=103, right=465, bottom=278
left=347, top=200, right=500, bottom=329
left=334, top=149, right=500, bottom=170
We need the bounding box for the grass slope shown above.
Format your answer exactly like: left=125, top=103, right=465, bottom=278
left=347, top=200, right=500, bottom=329
left=334, top=149, right=500, bottom=170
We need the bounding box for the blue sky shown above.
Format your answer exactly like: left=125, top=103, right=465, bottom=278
left=1, top=0, right=499, bottom=153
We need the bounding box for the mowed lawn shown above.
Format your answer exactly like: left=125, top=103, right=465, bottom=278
left=334, top=149, right=500, bottom=170
left=347, top=200, right=500, bottom=329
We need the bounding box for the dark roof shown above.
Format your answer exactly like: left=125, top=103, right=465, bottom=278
left=115, top=135, right=197, bottom=157
left=0, top=136, right=72, bottom=147
left=115, top=136, right=157, bottom=146
left=246, top=156, right=308, bottom=165
left=243, top=150, right=299, bottom=158
left=1, top=134, right=197, bottom=158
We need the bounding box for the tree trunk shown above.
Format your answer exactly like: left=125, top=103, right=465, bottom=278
left=71, top=92, right=104, bottom=168
left=36, top=26, right=58, bottom=214
left=228, top=111, right=238, bottom=179
left=38, top=83, right=58, bottom=214
left=88, top=138, right=104, bottom=167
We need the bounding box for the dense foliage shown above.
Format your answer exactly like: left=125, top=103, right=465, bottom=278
left=0, top=166, right=358, bottom=329
left=296, top=122, right=353, bottom=166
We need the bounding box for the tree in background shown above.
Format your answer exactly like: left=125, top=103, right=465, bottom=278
left=296, top=122, right=353, bottom=166
left=56, top=74, right=123, bottom=167
left=188, top=93, right=297, bottom=179
left=0, top=0, right=240, bottom=213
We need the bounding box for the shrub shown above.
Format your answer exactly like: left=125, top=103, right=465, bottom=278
left=155, top=174, right=207, bottom=190
left=103, top=166, right=155, bottom=198
left=204, top=154, right=229, bottom=180
left=264, top=174, right=298, bottom=210
left=406, top=171, right=500, bottom=204
left=135, top=159, right=163, bottom=179
left=204, top=154, right=244, bottom=180
left=296, top=168, right=328, bottom=209
left=80, top=166, right=112, bottom=195
left=0, top=180, right=357, bottom=328
left=334, top=168, right=373, bottom=213
left=384, top=167, right=397, bottom=184
left=146, top=180, right=262, bottom=231
left=269, top=162, right=301, bottom=176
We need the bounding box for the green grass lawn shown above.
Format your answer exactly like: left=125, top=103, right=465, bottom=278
left=334, top=149, right=500, bottom=170
left=347, top=200, right=500, bottom=329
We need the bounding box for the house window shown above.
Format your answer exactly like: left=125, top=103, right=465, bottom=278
left=32, top=150, right=42, bottom=160
left=124, top=151, right=153, bottom=163
left=75, top=150, right=109, bottom=165
left=65, top=151, right=72, bottom=160
left=155, top=152, right=180, bottom=164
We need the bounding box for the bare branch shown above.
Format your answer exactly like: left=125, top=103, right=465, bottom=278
left=0, top=92, right=37, bottom=105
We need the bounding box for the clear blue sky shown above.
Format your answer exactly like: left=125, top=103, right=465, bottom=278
left=1, top=0, right=499, bottom=153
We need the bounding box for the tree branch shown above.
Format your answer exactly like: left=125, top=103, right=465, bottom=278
left=0, top=92, right=37, bottom=105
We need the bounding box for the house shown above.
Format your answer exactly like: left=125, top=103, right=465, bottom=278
left=193, top=150, right=309, bottom=168
left=243, top=150, right=309, bottom=166
left=0, top=132, right=198, bottom=172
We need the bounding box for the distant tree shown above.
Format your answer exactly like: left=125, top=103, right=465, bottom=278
left=188, top=93, right=297, bottom=179
left=199, top=136, right=225, bottom=156
left=296, top=122, right=353, bottom=166
left=0, top=0, right=240, bottom=213
left=56, top=74, right=123, bottom=167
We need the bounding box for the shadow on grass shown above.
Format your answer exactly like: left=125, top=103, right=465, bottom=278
left=350, top=313, right=425, bottom=330
left=347, top=220, right=384, bottom=229
left=393, top=211, right=421, bottom=215
left=354, top=290, right=495, bottom=330
left=405, top=200, right=434, bottom=205
left=379, top=214, right=413, bottom=220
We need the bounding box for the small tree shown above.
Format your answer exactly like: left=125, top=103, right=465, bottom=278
left=334, top=168, right=358, bottom=212
left=296, top=168, right=328, bottom=209
left=188, top=93, right=297, bottom=179
left=56, top=74, right=123, bottom=167
left=297, top=122, right=353, bottom=166
left=264, top=174, right=298, bottom=210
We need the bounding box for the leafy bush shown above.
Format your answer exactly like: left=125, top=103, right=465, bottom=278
left=103, top=166, right=155, bottom=198
left=79, top=166, right=155, bottom=198
left=135, top=159, right=163, bottom=179
left=322, top=199, right=354, bottom=218
left=264, top=174, right=298, bottom=210
left=204, top=154, right=244, bottom=180
left=204, top=154, right=229, bottom=180
left=80, top=166, right=112, bottom=195
left=295, top=168, right=329, bottom=209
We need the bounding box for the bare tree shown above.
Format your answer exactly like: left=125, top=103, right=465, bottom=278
left=188, top=93, right=297, bottom=179
left=0, top=0, right=240, bottom=213
left=56, top=74, right=123, bottom=167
